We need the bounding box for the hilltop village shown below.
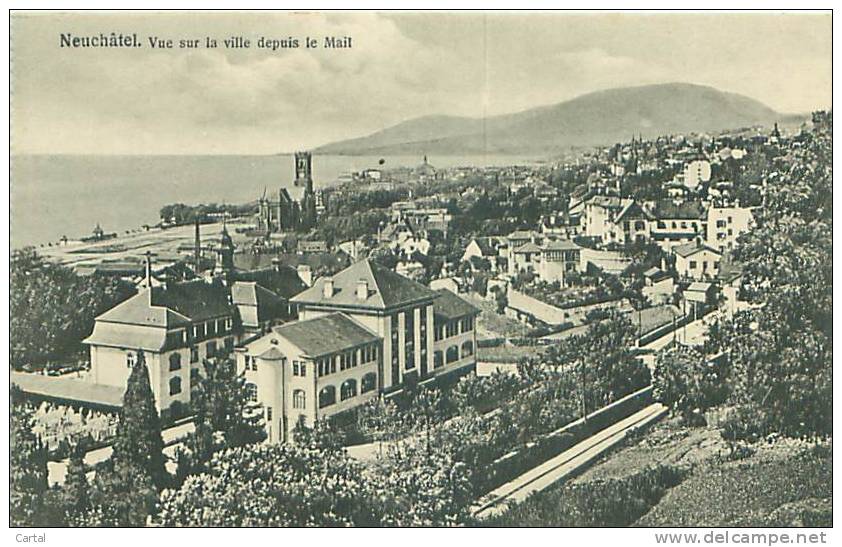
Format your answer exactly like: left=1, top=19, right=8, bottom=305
left=11, top=112, right=832, bottom=527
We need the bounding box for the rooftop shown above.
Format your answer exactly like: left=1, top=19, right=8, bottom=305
left=674, top=241, right=722, bottom=258
left=267, top=313, right=380, bottom=358
left=291, top=259, right=438, bottom=310
left=654, top=199, right=708, bottom=220
left=12, top=372, right=124, bottom=409
left=432, top=289, right=481, bottom=321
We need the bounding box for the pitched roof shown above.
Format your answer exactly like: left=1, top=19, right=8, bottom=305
left=95, top=279, right=233, bottom=327
left=674, top=241, right=722, bottom=258
left=654, top=199, right=708, bottom=220
left=542, top=239, right=580, bottom=252
left=514, top=242, right=542, bottom=254
left=432, top=289, right=481, bottom=321
left=271, top=313, right=380, bottom=358
left=643, top=267, right=671, bottom=283
left=233, top=266, right=306, bottom=299
left=84, top=319, right=169, bottom=351
left=291, top=259, right=437, bottom=310
left=95, top=291, right=191, bottom=328
left=472, top=237, right=499, bottom=256
left=587, top=195, right=624, bottom=209
left=615, top=200, right=654, bottom=222
left=507, top=229, right=539, bottom=241
left=149, top=280, right=234, bottom=321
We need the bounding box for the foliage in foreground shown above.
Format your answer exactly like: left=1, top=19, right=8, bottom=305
left=482, top=464, right=686, bottom=527
left=10, top=248, right=136, bottom=369
left=638, top=447, right=832, bottom=527
left=158, top=430, right=475, bottom=526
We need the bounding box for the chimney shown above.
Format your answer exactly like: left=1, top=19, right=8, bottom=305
left=145, top=251, right=153, bottom=305
left=356, top=279, right=368, bottom=301
left=297, top=264, right=312, bottom=287
left=194, top=220, right=201, bottom=270
left=323, top=277, right=334, bottom=299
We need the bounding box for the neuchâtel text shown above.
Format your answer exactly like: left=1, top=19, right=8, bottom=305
left=59, top=33, right=353, bottom=50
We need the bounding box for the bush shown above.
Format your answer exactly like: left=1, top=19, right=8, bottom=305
left=483, top=464, right=686, bottom=526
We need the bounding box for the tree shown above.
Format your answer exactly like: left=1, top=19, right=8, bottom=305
left=61, top=448, right=91, bottom=519
left=197, top=356, right=266, bottom=448
left=73, top=459, right=157, bottom=527
left=157, top=442, right=389, bottom=526
left=10, top=400, right=50, bottom=526
left=10, top=249, right=136, bottom=369
left=175, top=356, right=265, bottom=480
left=112, top=350, right=168, bottom=489
left=653, top=345, right=728, bottom=425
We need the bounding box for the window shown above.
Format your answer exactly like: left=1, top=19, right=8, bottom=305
left=225, top=318, right=233, bottom=331
left=461, top=341, right=474, bottom=358
left=319, top=386, right=336, bottom=408
left=206, top=341, right=217, bottom=357
left=340, top=379, right=357, bottom=401
left=126, top=352, right=135, bottom=368
left=266, top=406, right=273, bottom=421
left=245, top=382, right=258, bottom=402
left=292, top=360, right=300, bottom=376
left=293, top=389, right=306, bottom=409
left=689, top=260, right=697, bottom=269
left=446, top=345, right=459, bottom=364
left=190, top=346, right=199, bottom=363
left=634, top=220, right=645, bottom=231
left=434, top=351, right=444, bottom=369
left=299, top=362, right=306, bottom=377
left=190, top=367, right=201, bottom=387
left=361, top=373, right=377, bottom=393
left=169, top=377, right=182, bottom=396
left=169, top=353, right=182, bottom=371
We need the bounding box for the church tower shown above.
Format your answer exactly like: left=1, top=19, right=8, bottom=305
left=294, top=151, right=313, bottom=193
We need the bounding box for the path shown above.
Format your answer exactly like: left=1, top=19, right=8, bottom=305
left=472, top=402, right=668, bottom=520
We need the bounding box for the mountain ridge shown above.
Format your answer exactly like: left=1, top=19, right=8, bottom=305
left=315, top=83, right=803, bottom=156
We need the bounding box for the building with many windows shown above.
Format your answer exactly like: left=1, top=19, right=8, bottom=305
left=83, top=247, right=307, bottom=412
left=84, top=280, right=239, bottom=412
left=238, top=259, right=480, bottom=443
left=237, top=312, right=381, bottom=443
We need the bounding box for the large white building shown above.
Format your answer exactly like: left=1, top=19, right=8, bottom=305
left=239, top=259, right=480, bottom=443
left=706, top=205, right=754, bottom=252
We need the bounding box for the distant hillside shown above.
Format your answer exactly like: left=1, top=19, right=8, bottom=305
left=315, top=83, right=799, bottom=156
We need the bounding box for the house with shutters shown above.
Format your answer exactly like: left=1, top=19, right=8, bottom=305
left=673, top=240, right=722, bottom=281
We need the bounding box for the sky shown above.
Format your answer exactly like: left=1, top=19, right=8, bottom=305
left=11, top=11, right=832, bottom=155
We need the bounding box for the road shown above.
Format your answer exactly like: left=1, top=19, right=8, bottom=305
left=472, top=402, right=668, bottom=520
left=47, top=420, right=195, bottom=486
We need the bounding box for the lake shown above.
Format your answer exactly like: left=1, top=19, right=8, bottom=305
left=11, top=153, right=544, bottom=248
